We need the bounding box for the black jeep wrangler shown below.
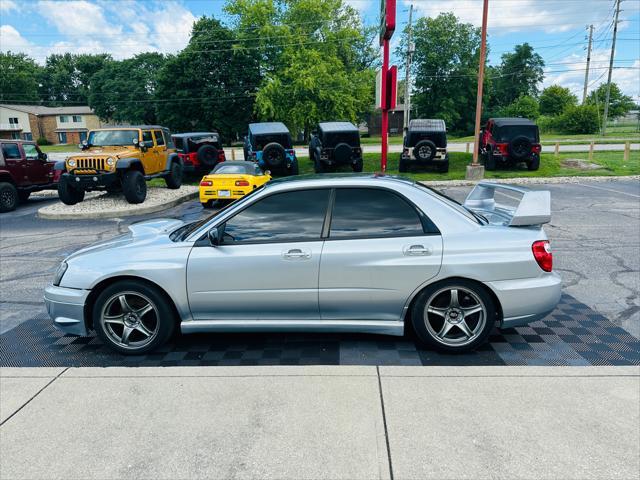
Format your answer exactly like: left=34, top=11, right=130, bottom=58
left=309, top=122, right=363, bottom=173
left=243, top=122, right=298, bottom=176
left=172, top=131, right=226, bottom=173
left=400, top=119, right=448, bottom=173
left=479, top=117, right=541, bottom=171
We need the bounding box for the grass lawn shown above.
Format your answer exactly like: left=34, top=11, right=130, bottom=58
left=361, top=132, right=639, bottom=145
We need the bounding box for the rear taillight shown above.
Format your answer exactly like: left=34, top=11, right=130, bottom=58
left=532, top=240, right=552, bottom=272
left=532, top=145, right=541, bottom=153
left=286, top=149, right=295, bottom=155
left=200, top=180, right=212, bottom=187
left=235, top=179, right=250, bottom=187
left=497, top=143, right=509, bottom=155
left=403, top=148, right=409, bottom=155
left=218, top=150, right=226, bottom=160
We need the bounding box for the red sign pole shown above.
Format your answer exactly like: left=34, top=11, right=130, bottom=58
left=381, top=39, right=390, bottom=172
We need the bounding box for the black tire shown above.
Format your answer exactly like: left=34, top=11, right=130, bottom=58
left=122, top=170, right=147, bottom=204
left=196, top=144, right=218, bottom=168
left=414, top=140, right=437, bottom=161
left=411, top=279, right=496, bottom=352
left=352, top=157, right=363, bottom=172
left=313, top=153, right=325, bottom=173
left=57, top=180, right=85, bottom=205
left=484, top=148, right=496, bottom=171
left=437, top=160, right=449, bottom=173
left=333, top=142, right=352, bottom=164
left=509, top=135, right=532, bottom=161
left=262, top=142, right=286, bottom=169
left=527, top=155, right=540, bottom=171
left=92, top=280, right=176, bottom=355
left=164, top=161, right=183, bottom=189
left=0, top=182, right=18, bottom=212
left=18, top=190, right=31, bottom=203
left=201, top=200, right=214, bottom=209
left=399, top=156, right=410, bottom=173
left=289, top=158, right=299, bottom=176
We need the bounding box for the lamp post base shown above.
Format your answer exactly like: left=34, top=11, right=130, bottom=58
left=465, top=164, right=485, bottom=180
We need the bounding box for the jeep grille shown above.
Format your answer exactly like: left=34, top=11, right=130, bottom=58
left=74, top=157, right=106, bottom=172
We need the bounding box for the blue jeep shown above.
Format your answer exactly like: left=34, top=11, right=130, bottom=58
left=243, top=122, right=299, bottom=176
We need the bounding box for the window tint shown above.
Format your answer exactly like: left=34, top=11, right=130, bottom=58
left=142, top=131, right=153, bottom=143
left=23, top=144, right=39, bottom=160
left=2, top=143, right=21, bottom=159
left=224, top=189, right=330, bottom=243
left=153, top=130, right=165, bottom=146
left=330, top=188, right=424, bottom=239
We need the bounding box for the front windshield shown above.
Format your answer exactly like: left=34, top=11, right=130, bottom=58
left=88, top=130, right=138, bottom=147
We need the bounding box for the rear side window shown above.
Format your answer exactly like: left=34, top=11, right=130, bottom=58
left=223, top=189, right=330, bottom=243
left=253, top=134, right=291, bottom=150
left=1, top=143, right=20, bottom=159
left=173, top=137, right=184, bottom=152
left=142, top=131, right=153, bottom=143
left=153, top=130, right=165, bottom=146
left=329, top=188, right=425, bottom=239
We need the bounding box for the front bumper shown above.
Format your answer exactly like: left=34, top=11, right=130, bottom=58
left=487, top=272, right=562, bottom=329
left=44, top=284, right=90, bottom=336
left=60, top=171, right=118, bottom=190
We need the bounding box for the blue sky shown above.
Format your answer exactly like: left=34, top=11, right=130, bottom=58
left=1, top=0, right=638, bottom=102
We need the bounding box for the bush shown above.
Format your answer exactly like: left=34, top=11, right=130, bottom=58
left=558, top=104, right=599, bottom=134
left=36, top=137, right=50, bottom=145
left=539, top=85, right=577, bottom=116
left=536, top=115, right=561, bottom=134
left=500, top=95, right=540, bottom=120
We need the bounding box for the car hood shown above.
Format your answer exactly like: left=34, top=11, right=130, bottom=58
left=65, top=219, right=185, bottom=261
left=68, top=146, right=137, bottom=159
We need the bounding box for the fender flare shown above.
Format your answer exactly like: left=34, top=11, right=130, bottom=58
left=115, top=157, right=144, bottom=172
left=53, top=161, right=66, bottom=171
left=164, top=152, right=182, bottom=171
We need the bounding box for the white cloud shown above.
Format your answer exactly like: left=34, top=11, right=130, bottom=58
left=0, top=0, right=19, bottom=13
left=38, top=0, right=121, bottom=36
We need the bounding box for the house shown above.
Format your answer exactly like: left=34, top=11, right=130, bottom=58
left=0, top=104, right=103, bottom=144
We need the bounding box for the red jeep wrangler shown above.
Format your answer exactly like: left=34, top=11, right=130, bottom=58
left=479, top=118, right=541, bottom=171
left=0, top=140, right=58, bottom=212
left=171, top=132, right=226, bottom=173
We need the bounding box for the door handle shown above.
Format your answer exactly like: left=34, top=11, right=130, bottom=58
left=283, top=248, right=311, bottom=259
left=403, top=244, right=432, bottom=256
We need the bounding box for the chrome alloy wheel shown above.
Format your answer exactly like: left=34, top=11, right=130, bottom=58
left=100, top=291, right=159, bottom=350
left=423, top=286, right=487, bottom=347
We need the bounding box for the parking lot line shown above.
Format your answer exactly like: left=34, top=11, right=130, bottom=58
left=576, top=182, right=640, bottom=199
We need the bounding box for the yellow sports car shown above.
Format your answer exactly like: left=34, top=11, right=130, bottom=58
left=199, top=161, right=271, bottom=207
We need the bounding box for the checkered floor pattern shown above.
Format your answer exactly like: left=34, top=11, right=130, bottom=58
left=1, top=294, right=638, bottom=367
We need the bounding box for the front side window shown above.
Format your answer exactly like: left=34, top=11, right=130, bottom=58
left=223, top=189, right=330, bottom=244
left=329, top=188, right=425, bottom=239
left=153, top=130, right=165, bottom=146
left=142, top=131, right=153, bottom=143
left=1, top=143, right=20, bottom=159
left=23, top=144, right=39, bottom=160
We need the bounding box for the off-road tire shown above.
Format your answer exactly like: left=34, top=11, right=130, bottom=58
left=58, top=180, right=85, bottom=205
left=484, top=149, right=496, bottom=171
left=197, top=145, right=218, bottom=168
left=352, top=158, right=363, bottom=172
left=289, top=158, right=299, bottom=176
left=122, top=170, right=147, bottom=204
left=0, top=182, right=18, bottom=212
left=411, top=279, right=496, bottom=352
left=18, top=190, right=31, bottom=203
left=437, top=160, right=449, bottom=173
left=313, top=153, right=325, bottom=174
left=414, top=140, right=437, bottom=162
left=333, top=143, right=352, bottom=164
left=399, top=156, right=410, bottom=173
left=509, top=136, right=532, bottom=161
left=164, top=161, right=183, bottom=189
left=262, top=142, right=286, bottom=169
left=92, top=280, right=175, bottom=355
left=527, top=155, right=540, bottom=171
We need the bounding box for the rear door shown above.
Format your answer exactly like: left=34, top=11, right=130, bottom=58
left=319, top=187, right=443, bottom=321
left=152, top=130, right=167, bottom=173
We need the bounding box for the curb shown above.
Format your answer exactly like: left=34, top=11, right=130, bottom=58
left=37, top=190, right=199, bottom=220
left=420, top=174, right=640, bottom=188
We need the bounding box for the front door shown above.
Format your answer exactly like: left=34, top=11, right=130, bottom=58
left=22, top=143, right=51, bottom=185
left=319, top=187, right=443, bottom=321
left=140, top=130, right=156, bottom=173
left=187, top=188, right=331, bottom=320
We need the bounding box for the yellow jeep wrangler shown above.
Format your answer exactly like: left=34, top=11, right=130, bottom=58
left=56, top=126, right=183, bottom=205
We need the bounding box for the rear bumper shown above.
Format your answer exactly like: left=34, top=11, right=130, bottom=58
left=487, top=272, right=562, bottom=328
left=44, top=284, right=90, bottom=336
left=199, top=187, right=250, bottom=202
left=403, top=149, right=448, bottom=163
left=60, top=172, right=118, bottom=189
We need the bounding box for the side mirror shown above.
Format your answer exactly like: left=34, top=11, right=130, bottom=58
left=40, top=152, right=48, bottom=161
left=208, top=226, right=221, bottom=246
left=264, top=170, right=271, bottom=176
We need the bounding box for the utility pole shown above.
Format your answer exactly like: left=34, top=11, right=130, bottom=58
left=602, top=0, right=621, bottom=135
left=466, top=0, right=489, bottom=179
left=403, top=4, right=414, bottom=133
left=582, top=24, right=593, bottom=104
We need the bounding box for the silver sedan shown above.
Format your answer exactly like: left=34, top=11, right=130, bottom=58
left=45, top=175, right=561, bottom=354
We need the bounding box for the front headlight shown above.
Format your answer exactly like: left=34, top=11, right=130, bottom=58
left=53, top=261, right=68, bottom=286
left=68, top=159, right=77, bottom=167
left=106, top=157, right=115, bottom=166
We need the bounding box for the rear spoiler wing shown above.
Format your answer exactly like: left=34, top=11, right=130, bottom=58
left=464, top=182, right=551, bottom=226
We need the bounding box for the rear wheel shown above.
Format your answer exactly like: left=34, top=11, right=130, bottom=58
left=122, top=170, right=147, bottom=204
left=289, top=158, right=299, bottom=175
left=93, top=280, right=175, bottom=355
left=313, top=153, right=325, bottom=174
left=0, top=182, right=18, bottom=212
left=484, top=149, right=496, bottom=171
left=437, top=160, right=449, bottom=173
left=164, top=161, right=183, bottom=189
left=58, top=180, right=85, bottom=205
left=527, top=156, right=540, bottom=171
left=411, top=280, right=496, bottom=352
left=352, top=158, right=363, bottom=172
left=399, top=156, right=410, bottom=173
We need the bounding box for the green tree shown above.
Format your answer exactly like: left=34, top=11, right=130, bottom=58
left=226, top=0, right=376, bottom=138
left=155, top=16, right=259, bottom=141
left=559, top=104, right=599, bottom=134
left=587, top=82, right=635, bottom=119
left=492, top=43, right=544, bottom=106
left=40, top=53, right=112, bottom=105
left=539, top=85, right=577, bottom=116
left=0, top=52, right=42, bottom=103
left=501, top=95, right=540, bottom=119
left=88, top=52, right=166, bottom=124
left=397, top=13, right=485, bottom=134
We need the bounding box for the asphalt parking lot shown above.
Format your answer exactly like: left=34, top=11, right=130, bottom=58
left=0, top=178, right=638, bottom=367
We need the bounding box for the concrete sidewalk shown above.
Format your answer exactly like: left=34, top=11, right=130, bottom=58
left=1, top=366, right=638, bottom=480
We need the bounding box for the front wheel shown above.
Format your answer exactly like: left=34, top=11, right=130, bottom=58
left=58, top=180, right=85, bottom=205
left=164, top=161, right=183, bottom=189
left=411, top=280, right=496, bottom=352
left=0, top=182, right=18, bottom=212
left=122, top=170, right=147, bottom=204
left=93, top=280, right=175, bottom=355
